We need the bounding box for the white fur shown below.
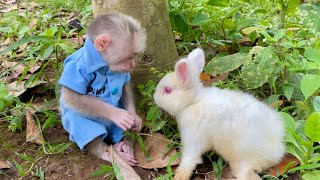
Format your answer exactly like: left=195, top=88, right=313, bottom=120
left=153, top=48, right=285, bottom=180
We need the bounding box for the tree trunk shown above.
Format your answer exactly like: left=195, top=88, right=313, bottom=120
left=91, top=0, right=178, bottom=97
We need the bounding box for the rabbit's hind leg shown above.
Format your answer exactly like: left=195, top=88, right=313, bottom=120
left=230, top=161, right=262, bottom=180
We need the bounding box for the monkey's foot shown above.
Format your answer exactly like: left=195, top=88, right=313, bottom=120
left=113, top=141, right=138, bottom=166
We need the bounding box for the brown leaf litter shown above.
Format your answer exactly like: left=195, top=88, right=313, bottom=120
left=134, top=132, right=180, bottom=169
left=26, top=110, right=45, bottom=145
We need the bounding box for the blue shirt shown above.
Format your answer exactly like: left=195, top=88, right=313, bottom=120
left=59, top=38, right=131, bottom=108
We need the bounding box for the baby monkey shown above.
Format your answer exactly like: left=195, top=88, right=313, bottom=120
left=59, top=13, right=147, bottom=166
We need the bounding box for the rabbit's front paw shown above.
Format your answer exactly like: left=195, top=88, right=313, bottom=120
left=174, top=169, right=192, bottom=180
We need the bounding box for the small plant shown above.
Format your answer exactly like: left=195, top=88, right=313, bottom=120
left=13, top=152, right=43, bottom=179
left=282, top=112, right=320, bottom=176
left=89, top=164, right=116, bottom=179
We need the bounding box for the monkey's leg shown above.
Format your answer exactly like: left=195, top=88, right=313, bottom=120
left=86, top=137, right=111, bottom=161
left=113, top=140, right=138, bottom=166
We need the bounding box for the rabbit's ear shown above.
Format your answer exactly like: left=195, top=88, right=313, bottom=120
left=187, top=48, right=205, bottom=76
left=175, top=60, right=190, bottom=87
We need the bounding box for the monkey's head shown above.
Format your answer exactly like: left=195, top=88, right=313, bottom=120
left=87, top=13, right=147, bottom=72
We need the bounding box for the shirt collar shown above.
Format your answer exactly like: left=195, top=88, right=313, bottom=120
left=81, top=37, right=108, bottom=73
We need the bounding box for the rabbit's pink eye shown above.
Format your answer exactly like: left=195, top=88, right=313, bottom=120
left=164, top=86, right=172, bottom=94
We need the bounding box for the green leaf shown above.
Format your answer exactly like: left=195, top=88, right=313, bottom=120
left=313, top=96, right=320, bottom=112
left=0, top=100, right=4, bottom=111
left=152, top=120, right=167, bottom=131
left=13, top=160, right=26, bottom=177
left=136, top=134, right=151, bottom=161
left=289, top=163, right=320, bottom=172
left=90, top=164, right=113, bottom=178
left=89, top=169, right=109, bottom=178
left=237, top=19, right=256, bottom=30
left=162, top=143, right=174, bottom=159
left=42, top=45, right=54, bottom=59
left=281, top=112, right=296, bottom=131
left=16, top=153, right=34, bottom=163
left=286, top=0, right=300, bottom=14
left=191, top=13, right=210, bottom=26
left=253, top=9, right=268, bottom=14
left=99, top=164, right=113, bottom=172
left=283, top=84, right=294, bottom=101
left=205, top=52, right=247, bottom=74
left=274, top=29, right=286, bottom=41
left=41, top=26, right=58, bottom=37
left=207, top=0, right=229, bottom=7
left=112, top=163, right=124, bottom=180
left=241, top=26, right=265, bottom=35
left=0, top=27, right=13, bottom=33
left=0, top=36, right=54, bottom=56
left=264, top=94, right=280, bottom=106
left=18, top=26, right=29, bottom=36
left=58, top=43, right=76, bottom=54
left=0, top=83, right=8, bottom=98
left=302, top=171, right=320, bottom=180
left=304, top=47, right=320, bottom=65
left=300, top=74, right=320, bottom=100
left=242, top=46, right=279, bottom=89
left=260, top=30, right=275, bottom=42
left=223, top=6, right=242, bottom=19
left=169, top=11, right=189, bottom=35
left=305, top=112, right=320, bottom=142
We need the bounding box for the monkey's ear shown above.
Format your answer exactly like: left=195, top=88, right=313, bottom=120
left=94, top=34, right=111, bottom=52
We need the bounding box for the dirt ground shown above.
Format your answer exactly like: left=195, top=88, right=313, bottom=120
left=0, top=119, right=170, bottom=180
left=0, top=118, right=223, bottom=180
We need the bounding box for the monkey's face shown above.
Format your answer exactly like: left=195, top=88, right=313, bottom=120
left=101, top=36, right=141, bottom=72
left=108, top=55, right=137, bottom=72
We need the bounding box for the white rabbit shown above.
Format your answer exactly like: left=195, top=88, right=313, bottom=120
left=153, top=48, right=285, bottom=180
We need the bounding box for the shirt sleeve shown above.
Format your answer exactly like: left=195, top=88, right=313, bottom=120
left=58, top=58, right=93, bottom=95
left=124, top=73, right=131, bottom=84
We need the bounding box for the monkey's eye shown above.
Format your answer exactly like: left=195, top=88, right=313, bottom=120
left=163, top=86, right=172, bottom=94
left=126, top=57, right=134, bottom=61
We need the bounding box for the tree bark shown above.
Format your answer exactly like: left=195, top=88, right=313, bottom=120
left=91, top=0, right=178, bottom=97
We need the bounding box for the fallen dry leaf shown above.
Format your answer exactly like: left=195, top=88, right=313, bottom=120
left=29, top=18, right=38, bottom=28
left=27, top=99, right=58, bottom=115
left=2, top=61, right=41, bottom=75
left=1, top=61, right=25, bottom=79
left=107, top=146, right=141, bottom=180
left=237, top=37, right=252, bottom=46
left=134, top=133, right=180, bottom=169
left=221, top=165, right=236, bottom=179
left=7, top=80, right=47, bottom=97
left=201, top=73, right=229, bottom=87
left=200, top=72, right=213, bottom=81
left=7, top=80, right=26, bottom=97
left=3, top=38, right=13, bottom=45
left=0, top=4, right=18, bottom=12
left=17, top=43, right=28, bottom=53
left=26, top=110, right=44, bottom=145
left=19, top=1, right=39, bottom=9
left=0, top=160, right=10, bottom=169
left=1, top=0, right=16, bottom=4
left=267, top=154, right=300, bottom=177
left=270, top=100, right=284, bottom=109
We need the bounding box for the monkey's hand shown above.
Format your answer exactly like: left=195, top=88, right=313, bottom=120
left=131, top=113, right=143, bottom=131
left=110, top=108, right=135, bottom=131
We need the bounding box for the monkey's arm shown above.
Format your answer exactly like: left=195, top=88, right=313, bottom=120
left=121, top=83, right=143, bottom=131
left=121, top=83, right=136, bottom=112
left=61, top=86, right=116, bottom=120
left=61, top=86, right=135, bottom=130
